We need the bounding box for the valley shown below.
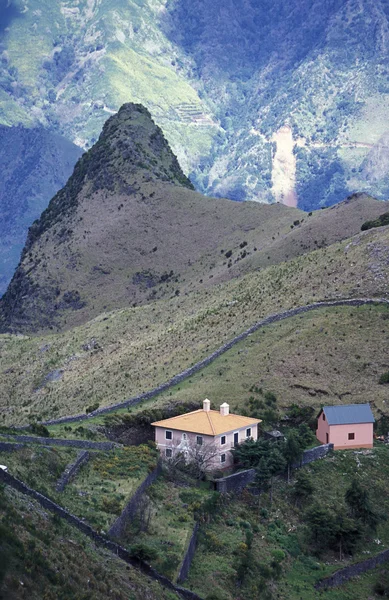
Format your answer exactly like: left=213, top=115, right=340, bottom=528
left=1, top=14, right=389, bottom=590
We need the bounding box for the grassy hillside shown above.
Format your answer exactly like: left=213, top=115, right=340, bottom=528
left=0, top=483, right=180, bottom=600
left=0, top=223, right=388, bottom=426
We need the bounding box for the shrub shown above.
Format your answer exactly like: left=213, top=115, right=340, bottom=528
left=129, top=543, right=159, bottom=562
left=29, top=423, right=50, bottom=437
left=379, top=371, right=389, bottom=384
left=86, top=402, right=100, bottom=414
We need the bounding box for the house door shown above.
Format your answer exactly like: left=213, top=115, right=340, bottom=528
left=326, top=433, right=329, bottom=444
left=234, top=432, right=239, bottom=446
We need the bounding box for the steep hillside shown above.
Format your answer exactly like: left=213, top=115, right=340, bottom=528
left=1, top=105, right=388, bottom=334
left=0, top=125, right=83, bottom=296
left=1, top=0, right=389, bottom=209
left=0, top=484, right=180, bottom=600
left=0, top=223, right=388, bottom=426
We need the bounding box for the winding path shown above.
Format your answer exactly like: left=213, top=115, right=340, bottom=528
left=35, top=297, right=389, bottom=428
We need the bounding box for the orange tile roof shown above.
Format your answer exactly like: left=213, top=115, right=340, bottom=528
left=151, top=409, right=261, bottom=436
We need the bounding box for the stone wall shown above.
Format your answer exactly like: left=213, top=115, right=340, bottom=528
left=0, top=468, right=202, bottom=600
left=293, top=443, right=334, bottom=468
left=214, top=444, right=334, bottom=493
left=177, top=522, right=199, bottom=584
left=108, top=461, right=162, bottom=539
left=24, top=298, right=388, bottom=428
left=214, top=468, right=256, bottom=493
left=0, top=434, right=115, bottom=451
left=0, top=442, right=25, bottom=452
left=315, top=548, right=389, bottom=589
left=56, top=450, right=90, bottom=492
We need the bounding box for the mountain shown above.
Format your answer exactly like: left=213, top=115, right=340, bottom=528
left=0, top=125, right=83, bottom=296
left=1, top=0, right=389, bottom=212
left=1, top=104, right=388, bottom=335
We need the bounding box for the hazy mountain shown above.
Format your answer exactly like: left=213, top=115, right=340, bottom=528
left=0, top=0, right=389, bottom=212
left=0, top=125, right=83, bottom=295
left=0, top=104, right=387, bottom=335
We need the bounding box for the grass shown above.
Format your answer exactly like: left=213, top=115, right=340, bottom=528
left=0, top=443, right=158, bottom=532
left=1, top=222, right=389, bottom=426
left=0, top=484, right=180, bottom=600
left=186, top=443, right=389, bottom=599
left=122, top=476, right=207, bottom=581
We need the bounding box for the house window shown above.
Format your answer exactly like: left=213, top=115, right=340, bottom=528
left=220, top=435, right=226, bottom=446
left=220, top=454, right=226, bottom=463
left=165, top=448, right=172, bottom=458
left=246, top=428, right=251, bottom=438
left=348, top=433, right=355, bottom=440
left=196, top=436, right=203, bottom=446
left=165, top=430, right=172, bottom=440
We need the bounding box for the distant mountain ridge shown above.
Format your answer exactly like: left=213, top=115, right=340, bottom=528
left=0, top=125, right=82, bottom=295
left=0, top=0, right=389, bottom=210
left=0, top=104, right=388, bottom=335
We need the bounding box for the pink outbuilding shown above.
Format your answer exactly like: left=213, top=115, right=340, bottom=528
left=316, top=403, right=375, bottom=450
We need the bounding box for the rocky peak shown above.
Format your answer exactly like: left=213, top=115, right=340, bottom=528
left=23, top=103, right=193, bottom=255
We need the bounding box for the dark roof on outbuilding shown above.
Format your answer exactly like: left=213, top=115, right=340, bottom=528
left=321, top=404, right=375, bottom=426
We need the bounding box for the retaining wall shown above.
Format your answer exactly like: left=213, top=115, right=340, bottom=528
left=293, top=443, right=334, bottom=468
left=108, top=461, right=162, bottom=539
left=0, top=442, right=25, bottom=452
left=214, top=444, right=334, bottom=493
left=0, top=434, right=115, bottom=450
left=214, top=468, right=256, bottom=493
left=0, top=469, right=202, bottom=600
left=315, top=548, right=389, bottom=589
left=56, top=450, right=90, bottom=492
left=20, top=298, right=388, bottom=428
left=177, top=522, right=199, bottom=584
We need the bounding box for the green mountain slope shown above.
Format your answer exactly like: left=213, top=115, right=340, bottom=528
left=1, top=0, right=389, bottom=211
left=0, top=124, right=83, bottom=296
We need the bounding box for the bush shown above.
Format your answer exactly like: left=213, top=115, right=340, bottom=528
left=29, top=423, right=50, bottom=437
left=379, top=371, right=389, bottom=384
left=129, top=543, right=159, bottom=562
left=86, top=402, right=100, bottom=414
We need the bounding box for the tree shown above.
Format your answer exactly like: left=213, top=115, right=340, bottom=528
left=306, top=504, right=361, bottom=557
left=232, top=438, right=271, bottom=468
left=267, top=448, right=286, bottom=503
left=165, top=439, right=219, bottom=480
left=305, top=504, right=337, bottom=552
left=345, top=479, right=379, bottom=531
left=332, top=512, right=361, bottom=560
left=282, top=431, right=304, bottom=482
left=292, top=471, right=314, bottom=507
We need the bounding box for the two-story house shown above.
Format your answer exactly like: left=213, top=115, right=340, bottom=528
left=152, top=399, right=261, bottom=469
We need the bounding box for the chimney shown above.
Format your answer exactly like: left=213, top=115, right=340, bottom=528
left=203, top=398, right=210, bottom=412
left=220, top=402, right=229, bottom=416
